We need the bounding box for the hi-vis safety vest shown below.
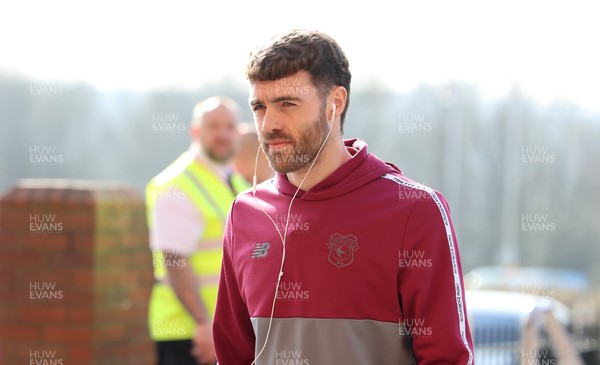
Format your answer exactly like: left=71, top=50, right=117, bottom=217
left=146, top=152, right=249, bottom=341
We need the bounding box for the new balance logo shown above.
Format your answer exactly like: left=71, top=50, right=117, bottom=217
left=250, top=242, right=270, bottom=259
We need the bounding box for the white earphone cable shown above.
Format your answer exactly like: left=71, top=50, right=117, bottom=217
left=249, top=104, right=336, bottom=364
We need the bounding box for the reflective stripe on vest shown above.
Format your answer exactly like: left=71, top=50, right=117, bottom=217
left=182, top=169, right=228, bottom=221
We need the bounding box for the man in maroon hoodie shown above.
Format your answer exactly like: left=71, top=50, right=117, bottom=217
left=213, top=29, right=474, bottom=365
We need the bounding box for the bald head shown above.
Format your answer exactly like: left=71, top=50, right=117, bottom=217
left=191, top=96, right=240, bottom=127
left=190, top=96, right=241, bottom=164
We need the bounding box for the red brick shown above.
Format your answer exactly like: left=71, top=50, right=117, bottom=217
left=59, top=290, right=92, bottom=306
left=95, top=235, right=120, bottom=250
left=28, top=188, right=52, bottom=202
left=97, top=267, right=145, bottom=283
left=123, top=342, right=153, bottom=359
left=0, top=325, right=41, bottom=340
left=0, top=205, right=30, bottom=230
left=66, top=189, right=94, bottom=204
left=0, top=340, right=39, bottom=365
left=104, top=253, right=131, bottom=267
left=127, top=323, right=152, bottom=340
left=0, top=268, right=16, bottom=288
left=23, top=232, right=69, bottom=250
left=0, top=251, right=43, bottom=269
left=71, top=269, right=93, bottom=289
left=25, top=270, right=70, bottom=286
left=94, top=271, right=119, bottom=287
left=2, top=187, right=28, bottom=202
left=43, top=327, right=92, bottom=344
left=0, top=299, right=17, bottom=319
left=0, top=287, right=15, bottom=302
left=1, top=182, right=154, bottom=364
left=69, top=307, right=92, bottom=323
left=128, top=288, right=151, bottom=303
left=131, top=251, right=152, bottom=268
left=122, top=234, right=146, bottom=248
left=46, top=234, right=70, bottom=250
left=20, top=306, right=67, bottom=323
left=68, top=346, right=92, bottom=362
left=46, top=252, right=93, bottom=269
left=72, top=233, right=94, bottom=251
left=61, top=212, right=94, bottom=232
left=0, top=230, right=23, bottom=250
left=98, top=325, right=127, bottom=342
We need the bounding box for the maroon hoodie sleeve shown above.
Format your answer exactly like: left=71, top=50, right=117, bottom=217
left=398, top=191, right=474, bottom=364
left=213, top=207, right=255, bottom=364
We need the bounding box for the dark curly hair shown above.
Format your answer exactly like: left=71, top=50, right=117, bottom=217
left=246, top=29, right=352, bottom=131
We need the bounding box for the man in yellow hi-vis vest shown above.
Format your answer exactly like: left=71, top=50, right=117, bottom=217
left=146, top=96, right=249, bottom=365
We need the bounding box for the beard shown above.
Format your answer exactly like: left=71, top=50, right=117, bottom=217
left=261, top=105, right=329, bottom=174
left=204, top=141, right=235, bottom=164
left=206, top=150, right=233, bottom=164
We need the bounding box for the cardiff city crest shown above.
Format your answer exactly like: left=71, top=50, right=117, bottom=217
left=327, top=233, right=359, bottom=269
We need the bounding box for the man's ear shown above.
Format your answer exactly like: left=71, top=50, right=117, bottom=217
left=190, top=122, right=200, bottom=139
left=331, top=86, right=347, bottom=117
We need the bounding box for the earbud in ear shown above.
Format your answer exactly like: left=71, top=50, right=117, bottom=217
left=330, top=104, right=336, bottom=123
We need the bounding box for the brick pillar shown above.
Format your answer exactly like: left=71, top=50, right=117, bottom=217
left=0, top=179, right=155, bottom=365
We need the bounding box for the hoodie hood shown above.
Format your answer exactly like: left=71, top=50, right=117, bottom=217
left=272, top=139, right=401, bottom=201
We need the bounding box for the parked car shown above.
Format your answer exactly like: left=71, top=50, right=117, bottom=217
left=465, top=290, right=583, bottom=365
left=464, top=266, right=591, bottom=300
left=465, top=266, right=599, bottom=363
